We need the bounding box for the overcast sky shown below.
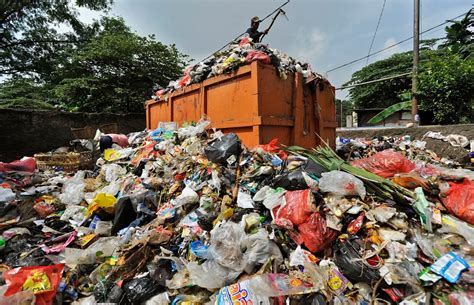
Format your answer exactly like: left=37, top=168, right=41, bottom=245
left=78, top=0, right=471, bottom=99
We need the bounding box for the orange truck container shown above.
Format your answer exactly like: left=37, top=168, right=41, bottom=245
left=145, top=61, right=336, bottom=148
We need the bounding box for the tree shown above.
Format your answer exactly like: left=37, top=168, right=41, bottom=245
left=343, top=52, right=413, bottom=109
left=439, top=9, right=473, bottom=58
left=0, top=0, right=112, bottom=78
left=344, top=10, right=473, bottom=124
left=51, top=17, right=188, bottom=113
left=418, top=52, right=474, bottom=124
left=0, top=1, right=189, bottom=113
left=0, top=78, right=55, bottom=110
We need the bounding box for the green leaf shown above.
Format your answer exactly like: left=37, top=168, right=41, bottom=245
left=368, top=101, right=412, bottom=124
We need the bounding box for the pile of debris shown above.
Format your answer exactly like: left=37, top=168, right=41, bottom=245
left=153, top=37, right=321, bottom=101
left=0, top=120, right=473, bottom=305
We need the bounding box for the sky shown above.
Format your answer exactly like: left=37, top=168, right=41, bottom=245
left=77, top=0, right=471, bottom=99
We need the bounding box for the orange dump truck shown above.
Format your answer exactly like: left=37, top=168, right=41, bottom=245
left=145, top=61, right=336, bottom=149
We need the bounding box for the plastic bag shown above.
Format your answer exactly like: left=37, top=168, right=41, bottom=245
left=187, top=260, right=241, bottom=289
left=392, top=173, right=430, bottom=190
left=273, top=170, right=308, bottom=190
left=441, top=178, right=474, bottom=225
left=101, top=163, right=126, bottom=183
left=144, top=292, right=170, bottom=305
left=257, top=138, right=287, bottom=160
left=123, top=276, right=162, bottom=304
left=65, top=237, right=120, bottom=265
left=245, top=50, right=271, bottom=64
left=112, top=197, right=137, bottom=235
left=0, top=291, right=35, bottom=305
left=60, top=205, right=86, bottom=223
left=237, top=190, right=254, bottom=208
left=238, top=273, right=314, bottom=297
left=87, top=193, right=117, bottom=215
left=204, top=133, right=242, bottom=165
left=177, top=120, right=210, bottom=138
left=0, top=186, right=15, bottom=202
left=3, top=264, right=64, bottom=305
left=241, top=228, right=283, bottom=273
left=94, top=221, right=112, bottom=236
left=253, top=187, right=286, bottom=210
left=33, top=201, right=55, bottom=218
left=319, top=170, right=366, bottom=199
left=351, top=150, right=415, bottom=178
left=59, top=171, right=85, bottom=205
left=298, top=212, right=338, bottom=253
left=208, top=221, right=245, bottom=271
left=333, top=238, right=381, bottom=284
left=274, top=189, right=315, bottom=227
left=171, top=186, right=199, bottom=207
left=438, top=214, right=474, bottom=245
left=0, top=157, right=36, bottom=173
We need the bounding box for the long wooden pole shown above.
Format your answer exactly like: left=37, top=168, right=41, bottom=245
left=412, top=0, right=420, bottom=125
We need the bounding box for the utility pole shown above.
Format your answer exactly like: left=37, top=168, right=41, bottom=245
left=412, top=0, right=420, bottom=125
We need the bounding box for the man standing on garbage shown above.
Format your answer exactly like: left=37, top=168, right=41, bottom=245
left=246, top=16, right=269, bottom=43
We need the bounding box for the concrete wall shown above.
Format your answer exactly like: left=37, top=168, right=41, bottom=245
left=337, top=124, right=474, bottom=140
left=0, top=109, right=145, bottom=162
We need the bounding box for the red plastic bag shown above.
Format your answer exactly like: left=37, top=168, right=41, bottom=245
left=239, top=37, right=250, bottom=45
left=154, top=89, right=165, bottom=99
left=33, top=202, right=55, bottom=218
left=4, top=264, right=64, bottom=305
left=350, top=150, right=415, bottom=178
left=245, top=50, right=271, bottom=64
left=0, top=157, right=36, bottom=173
left=258, top=138, right=288, bottom=160
left=441, top=179, right=474, bottom=225
left=274, top=190, right=315, bottom=226
left=298, top=212, right=338, bottom=253
left=178, top=66, right=193, bottom=88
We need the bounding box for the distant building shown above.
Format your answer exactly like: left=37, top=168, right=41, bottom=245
left=353, top=108, right=412, bottom=127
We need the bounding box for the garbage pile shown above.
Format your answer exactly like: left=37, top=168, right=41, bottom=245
left=336, top=134, right=474, bottom=168
left=153, top=37, right=322, bottom=101
left=0, top=121, right=473, bottom=305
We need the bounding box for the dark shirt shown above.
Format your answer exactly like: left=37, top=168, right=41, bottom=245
left=246, top=27, right=263, bottom=43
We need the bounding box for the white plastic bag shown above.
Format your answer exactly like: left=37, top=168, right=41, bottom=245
left=171, top=186, right=199, bottom=207
left=208, top=221, right=245, bottom=271
left=241, top=229, right=283, bottom=273
left=237, top=190, right=254, bottom=209
left=0, top=187, right=15, bottom=202
left=319, top=170, right=366, bottom=199
left=187, top=260, right=241, bottom=289
left=101, top=164, right=126, bottom=183
left=59, top=171, right=85, bottom=205
left=177, top=120, right=210, bottom=138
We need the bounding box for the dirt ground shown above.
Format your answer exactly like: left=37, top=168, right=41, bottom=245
left=337, top=124, right=474, bottom=164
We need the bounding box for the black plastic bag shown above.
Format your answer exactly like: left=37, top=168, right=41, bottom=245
left=147, top=259, right=173, bottom=287
left=295, top=293, right=327, bottom=305
left=123, top=276, right=163, bottom=304
left=112, top=197, right=138, bottom=235
left=333, top=238, right=382, bottom=285
left=273, top=169, right=308, bottom=190
left=304, top=160, right=326, bottom=178
left=204, top=133, right=242, bottom=165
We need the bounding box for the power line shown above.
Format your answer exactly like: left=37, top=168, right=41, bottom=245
left=335, top=72, right=411, bottom=90
left=366, top=0, right=387, bottom=66
left=326, top=11, right=467, bottom=74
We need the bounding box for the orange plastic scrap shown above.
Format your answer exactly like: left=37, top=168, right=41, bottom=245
left=392, top=173, right=430, bottom=191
